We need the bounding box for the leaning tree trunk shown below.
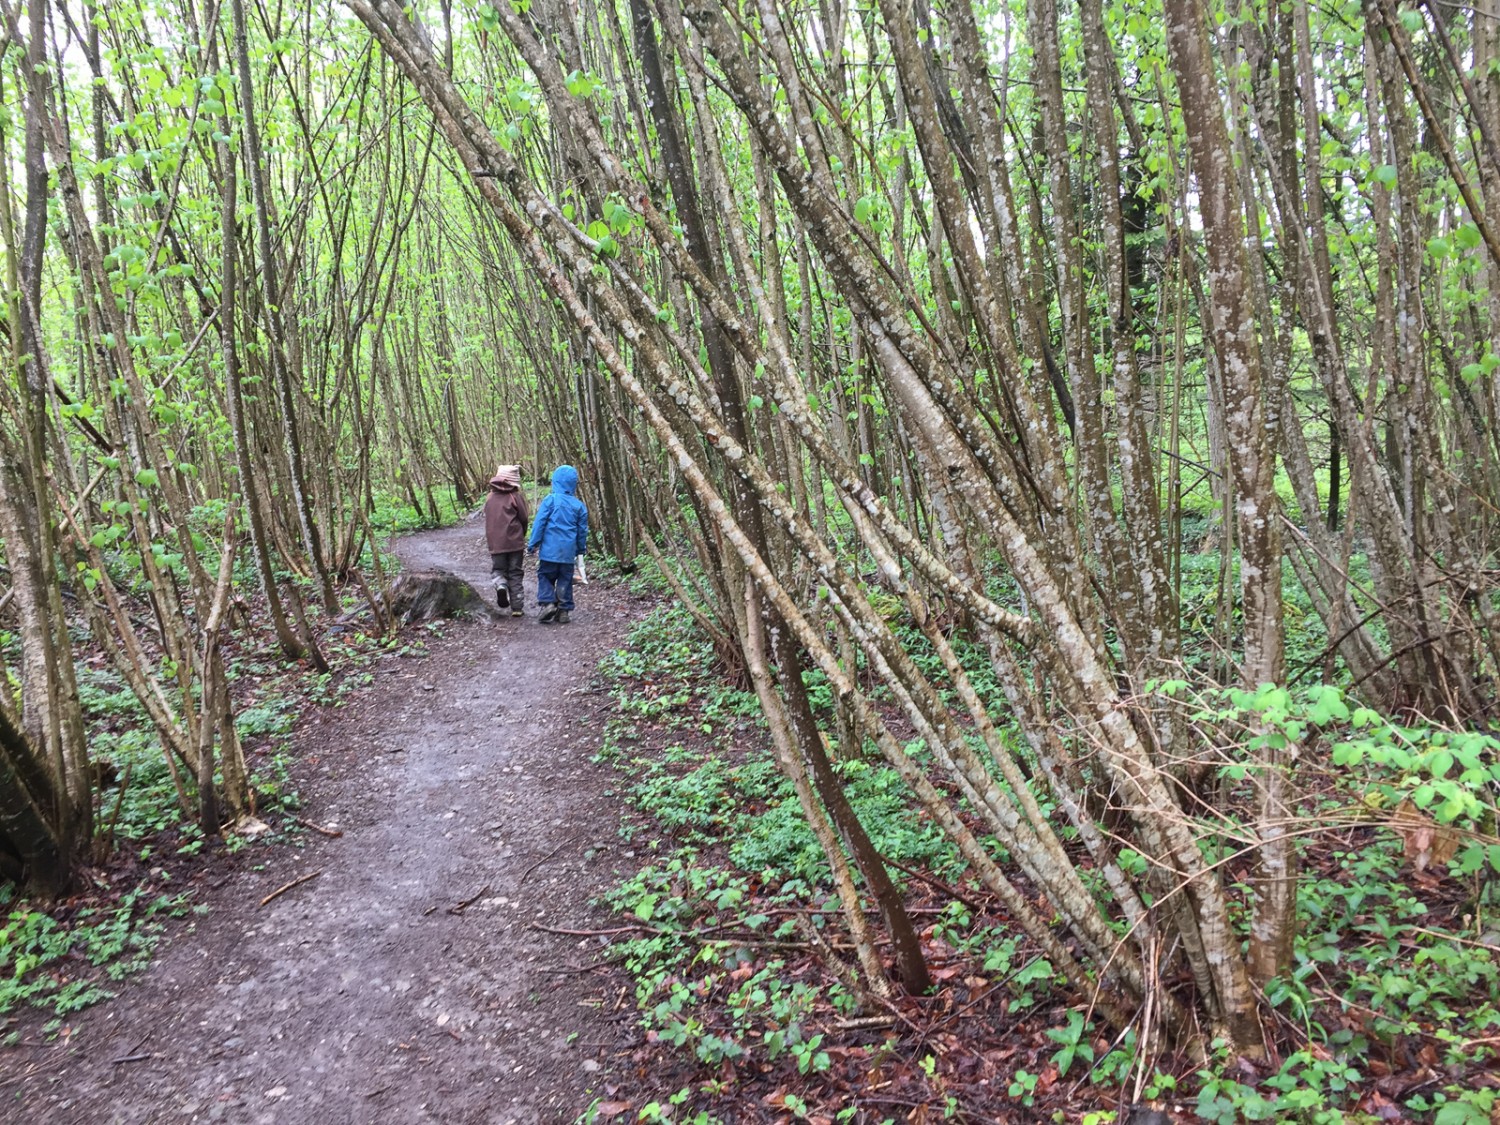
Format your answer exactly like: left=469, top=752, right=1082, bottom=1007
left=627, top=0, right=931, bottom=992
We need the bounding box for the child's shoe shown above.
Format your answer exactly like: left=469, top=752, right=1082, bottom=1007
left=510, top=607, right=524, bottom=617
left=539, top=605, right=559, bottom=624
left=557, top=611, right=570, bottom=625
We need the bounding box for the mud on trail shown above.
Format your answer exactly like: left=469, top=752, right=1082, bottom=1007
left=7, top=520, right=646, bottom=1124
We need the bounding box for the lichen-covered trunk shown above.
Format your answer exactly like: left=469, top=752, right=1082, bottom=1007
left=1165, top=0, right=1293, bottom=994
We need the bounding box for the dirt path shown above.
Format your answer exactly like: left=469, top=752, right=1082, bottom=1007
left=9, top=520, right=643, bottom=1124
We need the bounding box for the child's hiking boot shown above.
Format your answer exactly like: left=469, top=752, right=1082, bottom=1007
left=557, top=610, right=570, bottom=625
left=539, top=604, right=559, bottom=624
left=495, top=582, right=510, bottom=609
left=510, top=607, right=523, bottom=617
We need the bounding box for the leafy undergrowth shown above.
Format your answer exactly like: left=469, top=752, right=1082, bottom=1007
left=583, top=599, right=1500, bottom=1124
left=1, top=492, right=454, bottom=1037
left=0, top=883, right=194, bottom=1036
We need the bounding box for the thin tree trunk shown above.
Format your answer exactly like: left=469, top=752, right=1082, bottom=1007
left=231, top=0, right=338, bottom=615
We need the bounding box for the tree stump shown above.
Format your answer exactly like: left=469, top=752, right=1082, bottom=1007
left=386, top=569, right=498, bottom=625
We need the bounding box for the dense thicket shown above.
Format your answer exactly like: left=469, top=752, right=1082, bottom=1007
left=3, top=0, right=1498, bottom=1063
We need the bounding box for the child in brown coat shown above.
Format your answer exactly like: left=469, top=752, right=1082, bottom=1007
left=484, top=465, right=528, bottom=615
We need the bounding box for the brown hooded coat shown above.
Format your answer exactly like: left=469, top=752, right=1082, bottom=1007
left=484, top=471, right=529, bottom=553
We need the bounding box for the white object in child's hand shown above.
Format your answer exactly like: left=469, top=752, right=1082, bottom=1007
left=575, top=555, right=589, bottom=584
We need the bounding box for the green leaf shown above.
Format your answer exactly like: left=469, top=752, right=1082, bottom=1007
left=1372, top=164, right=1398, bottom=188
left=1307, top=687, right=1349, bottom=726
left=1434, top=795, right=1466, bottom=823
left=134, top=468, right=159, bottom=488
left=1426, top=749, right=1454, bottom=779
left=854, top=195, right=874, bottom=224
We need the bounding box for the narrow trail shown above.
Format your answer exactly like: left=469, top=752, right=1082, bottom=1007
left=10, top=519, right=644, bottom=1124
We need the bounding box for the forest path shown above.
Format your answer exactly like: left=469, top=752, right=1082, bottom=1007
left=12, top=518, right=642, bottom=1124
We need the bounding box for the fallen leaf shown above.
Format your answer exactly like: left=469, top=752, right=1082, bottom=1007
left=1391, top=800, right=1460, bottom=874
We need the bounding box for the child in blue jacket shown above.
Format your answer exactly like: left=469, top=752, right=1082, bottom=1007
left=526, top=464, right=589, bottom=624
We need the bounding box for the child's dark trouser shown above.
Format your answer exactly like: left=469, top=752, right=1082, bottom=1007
left=490, top=551, right=524, bottom=597
left=536, top=560, right=575, bottom=612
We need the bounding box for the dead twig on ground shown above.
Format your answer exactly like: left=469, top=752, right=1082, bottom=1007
left=532, top=921, right=652, bottom=938
left=294, top=816, right=344, bottom=838
left=835, top=1015, right=896, bottom=1031
left=878, top=852, right=991, bottom=913
left=447, top=884, right=490, bottom=915
left=110, top=1031, right=151, bottom=1064
left=518, top=838, right=572, bottom=886
left=259, top=871, right=322, bottom=907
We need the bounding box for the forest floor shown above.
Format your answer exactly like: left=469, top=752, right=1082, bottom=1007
left=8, top=522, right=1494, bottom=1125
left=4, top=518, right=647, bottom=1124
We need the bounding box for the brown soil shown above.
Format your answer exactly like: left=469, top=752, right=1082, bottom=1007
left=6, top=520, right=645, bottom=1124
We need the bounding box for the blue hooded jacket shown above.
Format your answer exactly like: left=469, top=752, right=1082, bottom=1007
left=526, top=464, right=589, bottom=563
